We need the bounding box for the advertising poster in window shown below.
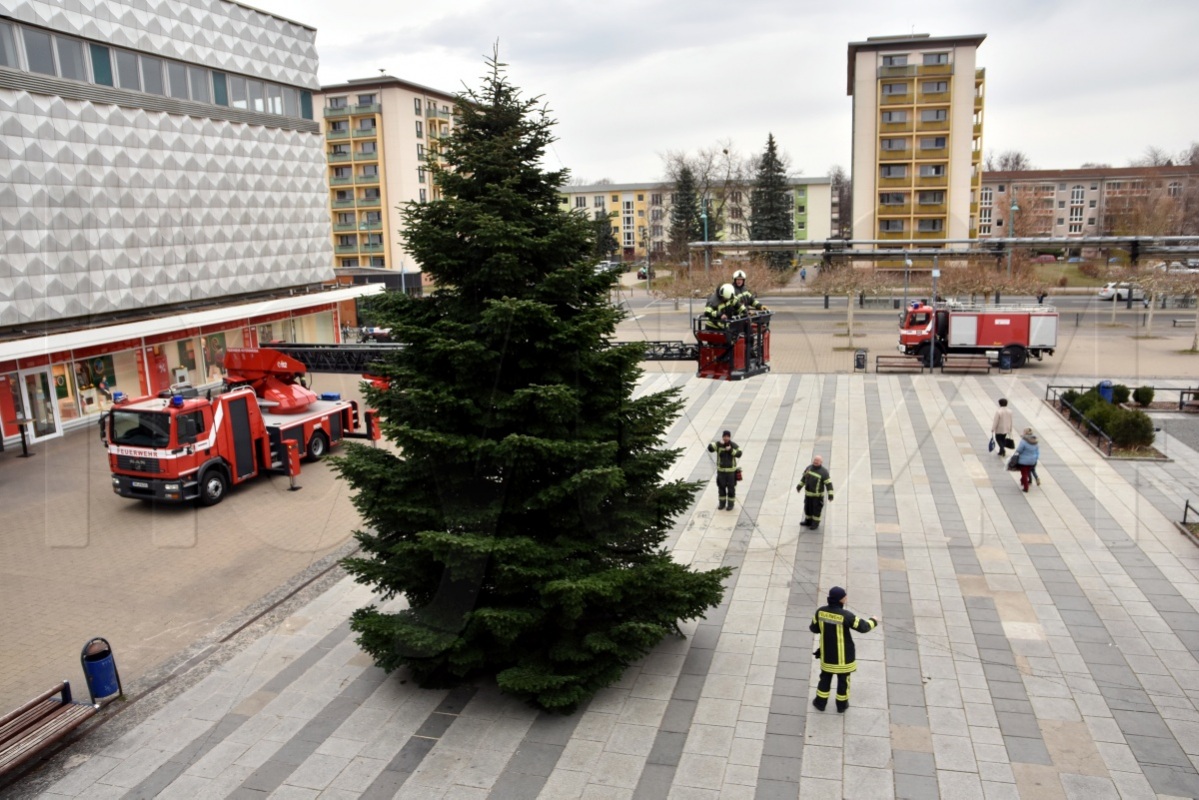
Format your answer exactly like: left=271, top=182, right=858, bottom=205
left=91, top=355, right=116, bottom=400
left=177, top=340, right=197, bottom=371
left=202, top=332, right=227, bottom=381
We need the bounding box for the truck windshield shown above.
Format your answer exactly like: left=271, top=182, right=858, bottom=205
left=904, top=312, right=931, bottom=328
left=109, top=410, right=172, bottom=448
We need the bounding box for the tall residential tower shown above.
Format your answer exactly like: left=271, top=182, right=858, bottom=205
left=848, top=33, right=985, bottom=249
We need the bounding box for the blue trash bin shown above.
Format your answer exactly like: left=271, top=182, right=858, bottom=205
left=81, top=637, right=122, bottom=704
left=1098, top=380, right=1114, bottom=403
left=998, top=350, right=1012, bottom=371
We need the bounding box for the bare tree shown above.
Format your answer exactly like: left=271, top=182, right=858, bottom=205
left=1130, top=146, right=1174, bottom=167
left=661, top=142, right=756, bottom=245
left=1105, top=183, right=1187, bottom=236
left=1179, top=142, right=1199, bottom=166
left=828, top=165, right=852, bottom=238
left=812, top=266, right=889, bottom=349
left=984, top=150, right=1035, bottom=172
left=1079, top=162, right=1112, bottom=169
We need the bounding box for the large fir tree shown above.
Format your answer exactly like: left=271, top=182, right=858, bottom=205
left=749, top=133, right=793, bottom=271
left=334, top=55, right=729, bottom=713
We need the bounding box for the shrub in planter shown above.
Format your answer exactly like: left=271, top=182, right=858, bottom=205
left=1107, top=408, right=1155, bottom=448
left=1112, top=384, right=1131, bottom=405
left=1073, top=389, right=1101, bottom=415
left=1133, top=386, right=1155, bottom=407
left=1060, top=389, right=1080, bottom=409
left=1085, top=403, right=1118, bottom=432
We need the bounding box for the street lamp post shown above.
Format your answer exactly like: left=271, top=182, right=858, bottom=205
left=701, top=205, right=710, bottom=280
left=903, top=253, right=912, bottom=313
left=1006, top=197, right=1020, bottom=279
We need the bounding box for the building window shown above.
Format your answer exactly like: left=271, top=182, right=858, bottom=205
left=359, top=141, right=377, bottom=154
left=880, top=192, right=907, bottom=205
left=333, top=166, right=351, bottom=179
left=574, top=197, right=586, bottom=208
left=414, top=97, right=422, bottom=114
left=920, top=108, right=948, bottom=122
left=22, top=27, right=55, bottom=75
left=980, top=186, right=993, bottom=205
left=796, top=221, right=806, bottom=231
left=881, top=138, right=908, bottom=151
left=140, top=56, right=164, bottom=95
left=997, top=184, right=1006, bottom=193
left=369, top=257, right=386, bottom=267
left=729, top=207, right=743, bottom=219
left=881, top=165, right=907, bottom=178
left=358, top=118, right=376, bottom=131
left=1058, top=200, right=1065, bottom=209
left=364, top=234, right=383, bottom=246
left=228, top=74, right=248, bottom=109
left=882, top=55, right=908, bottom=67
left=918, top=164, right=946, bottom=177
left=358, top=94, right=376, bottom=105
left=0, top=22, right=17, bottom=69
left=637, top=193, right=645, bottom=201
left=796, top=204, right=806, bottom=214
left=415, top=120, right=423, bottom=138
left=922, top=81, right=948, bottom=93
left=880, top=220, right=905, bottom=232
left=612, top=195, right=619, bottom=203
left=416, top=144, right=425, bottom=160
left=1087, top=217, right=1096, bottom=225
left=337, top=234, right=356, bottom=247
left=979, top=207, right=992, bottom=225
left=1089, top=199, right=1096, bottom=208
left=328, top=96, right=348, bottom=109
left=1056, top=218, right=1064, bottom=225
left=881, top=110, right=907, bottom=124
left=1169, top=181, right=1182, bottom=197
left=329, top=120, right=348, bottom=132
left=882, top=82, right=908, bottom=96
left=594, top=196, right=604, bottom=208
left=920, top=136, right=947, bottom=149
left=362, top=188, right=380, bottom=201
left=360, top=165, right=378, bottom=178
left=1070, top=185, right=1084, bottom=203
left=336, top=212, right=354, bottom=226
left=419, top=189, right=427, bottom=203
left=651, top=193, right=662, bottom=205
left=917, top=219, right=944, bottom=232
left=189, top=66, right=211, bottom=103
left=341, top=258, right=359, bottom=267
left=651, top=208, right=664, bottom=221
left=363, top=211, right=381, bottom=224
left=334, top=190, right=352, bottom=202
left=417, top=167, right=426, bottom=184
left=55, top=36, right=87, bottom=81
left=730, top=223, right=743, bottom=236
left=923, top=52, right=949, bottom=65
left=796, top=186, right=806, bottom=197
left=918, top=191, right=945, bottom=204
left=623, top=231, right=634, bottom=246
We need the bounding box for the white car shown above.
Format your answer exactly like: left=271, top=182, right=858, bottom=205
left=1097, top=282, right=1144, bottom=301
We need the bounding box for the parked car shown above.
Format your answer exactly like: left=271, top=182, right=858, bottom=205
left=1031, top=254, right=1058, bottom=263
left=1097, top=282, right=1144, bottom=301
left=594, top=261, right=621, bottom=275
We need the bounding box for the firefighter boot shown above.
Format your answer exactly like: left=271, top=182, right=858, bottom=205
left=718, top=499, right=726, bottom=511
left=811, top=696, right=827, bottom=712
left=836, top=699, right=849, bottom=713
left=726, top=498, right=735, bottom=511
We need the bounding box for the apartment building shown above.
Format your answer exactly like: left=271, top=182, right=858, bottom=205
left=979, top=165, right=1199, bottom=240
left=848, top=33, right=986, bottom=247
left=317, top=77, right=456, bottom=291
left=0, top=0, right=375, bottom=447
left=560, top=177, right=834, bottom=261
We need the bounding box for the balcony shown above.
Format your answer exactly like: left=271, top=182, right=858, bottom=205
left=915, top=174, right=948, bottom=188
left=914, top=202, right=948, bottom=215
left=333, top=222, right=357, bottom=232
left=353, top=127, right=377, bottom=138
left=879, top=149, right=911, bottom=163
left=880, top=120, right=914, bottom=134
left=878, top=204, right=912, bottom=216
left=917, top=91, right=950, bottom=104
left=352, top=103, right=381, bottom=115
left=877, top=230, right=908, bottom=241
left=975, top=95, right=984, bottom=112
left=326, top=129, right=350, bottom=140
left=912, top=229, right=947, bottom=240
left=328, top=151, right=351, bottom=163
left=973, top=122, right=982, bottom=136
left=426, top=106, right=451, bottom=120
left=916, top=119, right=950, bottom=132
left=329, top=175, right=354, bottom=186
left=323, top=106, right=350, bottom=118
left=917, top=147, right=948, bottom=160
left=356, top=173, right=380, bottom=186
left=358, top=220, right=383, bottom=231
left=880, top=93, right=913, bottom=106
left=334, top=244, right=359, bottom=254
left=360, top=243, right=385, bottom=253
left=921, top=63, right=952, bottom=77
left=357, top=195, right=381, bottom=208
left=331, top=198, right=356, bottom=209
left=878, top=175, right=912, bottom=189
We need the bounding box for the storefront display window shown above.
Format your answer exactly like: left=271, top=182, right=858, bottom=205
left=73, top=350, right=139, bottom=416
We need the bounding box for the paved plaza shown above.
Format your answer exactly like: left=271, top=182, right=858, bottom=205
left=9, top=364, right=1199, bottom=798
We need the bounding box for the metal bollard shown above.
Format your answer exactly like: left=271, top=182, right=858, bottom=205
left=285, top=440, right=302, bottom=492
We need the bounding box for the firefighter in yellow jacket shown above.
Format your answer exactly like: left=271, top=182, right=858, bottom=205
left=796, top=454, right=834, bottom=529
left=810, top=586, right=879, bottom=712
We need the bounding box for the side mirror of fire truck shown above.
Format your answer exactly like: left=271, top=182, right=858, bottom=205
left=98, top=411, right=109, bottom=446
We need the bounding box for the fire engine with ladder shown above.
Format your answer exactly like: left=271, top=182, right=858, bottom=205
left=101, top=347, right=380, bottom=506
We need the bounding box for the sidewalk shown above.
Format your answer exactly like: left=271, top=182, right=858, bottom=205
left=12, top=372, right=1199, bottom=799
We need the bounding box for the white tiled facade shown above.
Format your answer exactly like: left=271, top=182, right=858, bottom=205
left=0, top=0, right=333, bottom=328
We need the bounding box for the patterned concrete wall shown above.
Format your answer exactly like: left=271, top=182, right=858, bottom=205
left=0, top=0, right=333, bottom=327
left=4, top=0, right=320, bottom=89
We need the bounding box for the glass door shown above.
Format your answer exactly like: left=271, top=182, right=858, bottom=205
left=18, top=368, right=62, bottom=442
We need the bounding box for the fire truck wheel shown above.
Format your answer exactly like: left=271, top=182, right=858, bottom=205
left=306, top=431, right=329, bottom=462
left=1001, top=345, right=1027, bottom=369
left=917, top=344, right=943, bottom=368
left=198, top=468, right=229, bottom=507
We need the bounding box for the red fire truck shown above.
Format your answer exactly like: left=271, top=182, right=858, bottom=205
left=101, top=348, right=379, bottom=506
left=898, top=302, right=1058, bottom=368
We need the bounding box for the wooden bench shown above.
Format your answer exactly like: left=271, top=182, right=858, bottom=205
left=875, top=354, right=926, bottom=374
left=940, top=355, right=992, bottom=374
left=0, top=682, right=97, bottom=777
left=1172, top=318, right=1196, bottom=327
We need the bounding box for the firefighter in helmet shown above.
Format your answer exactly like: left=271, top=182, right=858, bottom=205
left=731, top=269, right=767, bottom=312
left=704, top=283, right=743, bottom=330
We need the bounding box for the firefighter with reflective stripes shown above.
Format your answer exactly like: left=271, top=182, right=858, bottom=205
left=810, top=586, right=879, bottom=712
left=797, top=454, right=834, bottom=529
left=731, top=269, right=767, bottom=312
left=704, top=284, right=743, bottom=331
left=707, top=430, right=741, bottom=510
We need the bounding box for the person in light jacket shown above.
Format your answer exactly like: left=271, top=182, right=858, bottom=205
left=1015, top=428, right=1040, bottom=492
left=991, top=398, right=1013, bottom=457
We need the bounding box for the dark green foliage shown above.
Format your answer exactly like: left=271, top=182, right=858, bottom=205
left=1084, top=402, right=1118, bottom=432
left=1072, top=389, right=1101, bottom=415
left=1112, top=384, right=1131, bottom=405
left=749, top=133, right=792, bottom=271
left=1107, top=409, right=1155, bottom=448
left=1133, top=386, right=1155, bottom=407
left=669, top=165, right=709, bottom=261
left=1059, top=389, right=1080, bottom=410
left=591, top=212, right=619, bottom=261
left=334, top=54, right=730, bottom=713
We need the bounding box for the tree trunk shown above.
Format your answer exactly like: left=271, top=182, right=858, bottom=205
left=1111, top=294, right=1118, bottom=325
left=1146, top=293, right=1156, bottom=333
left=1192, top=306, right=1199, bottom=352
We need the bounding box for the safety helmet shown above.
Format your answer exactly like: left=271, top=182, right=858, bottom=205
left=719, top=283, right=735, bottom=300
left=732, top=269, right=747, bottom=281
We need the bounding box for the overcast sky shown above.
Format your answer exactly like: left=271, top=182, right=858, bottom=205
left=254, top=0, right=1199, bottom=183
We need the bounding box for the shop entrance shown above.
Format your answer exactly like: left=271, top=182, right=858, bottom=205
left=17, top=368, right=62, bottom=443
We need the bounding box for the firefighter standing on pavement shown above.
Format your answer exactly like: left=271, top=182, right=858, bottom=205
left=797, top=454, right=834, bottom=529
left=810, top=586, right=879, bottom=712
left=708, top=430, right=741, bottom=511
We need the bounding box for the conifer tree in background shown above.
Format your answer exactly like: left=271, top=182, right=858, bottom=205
left=334, top=54, right=730, bottom=713
left=668, top=164, right=707, bottom=261
left=750, top=133, right=793, bottom=271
